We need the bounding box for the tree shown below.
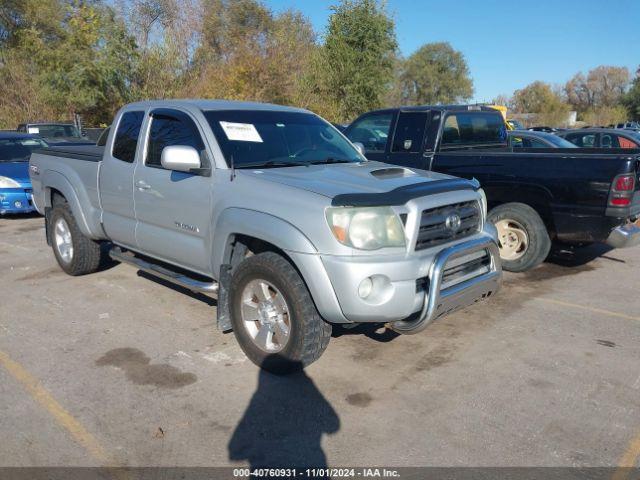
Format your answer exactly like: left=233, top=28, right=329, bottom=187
left=623, top=68, right=640, bottom=120
left=311, top=0, right=397, bottom=122
left=565, top=66, right=631, bottom=111
left=512, top=81, right=571, bottom=126
left=397, top=42, right=473, bottom=105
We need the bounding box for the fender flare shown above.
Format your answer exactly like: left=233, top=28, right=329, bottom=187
left=212, top=208, right=318, bottom=272
left=42, top=170, right=98, bottom=238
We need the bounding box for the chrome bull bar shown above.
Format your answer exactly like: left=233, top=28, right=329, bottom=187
left=391, top=235, right=502, bottom=334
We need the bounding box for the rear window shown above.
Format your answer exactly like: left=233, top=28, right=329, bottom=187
left=441, top=112, right=507, bottom=147
left=0, top=137, right=48, bottom=162
left=112, top=111, right=144, bottom=163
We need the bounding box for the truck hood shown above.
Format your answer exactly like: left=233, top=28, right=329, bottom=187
left=0, top=161, right=30, bottom=186
left=237, top=161, right=454, bottom=199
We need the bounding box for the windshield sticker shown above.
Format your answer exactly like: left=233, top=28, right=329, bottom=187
left=27, top=127, right=39, bottom=134
left=219, top=121, right=263, bottom=142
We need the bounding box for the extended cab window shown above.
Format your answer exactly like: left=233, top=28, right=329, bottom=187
left=391, top=112, right=428, bottom=153
left=146, top=111, right=204, bottom=168
left=112, top=112, right=144, bottom=163
left=441, top=112, right=507, bottom=148
left=346, top=113, right=393, bottom=153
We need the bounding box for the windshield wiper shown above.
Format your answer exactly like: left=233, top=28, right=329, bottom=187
left=308, top=158, right=354, bottom=165
left=236, top=160, right=309, bottom=169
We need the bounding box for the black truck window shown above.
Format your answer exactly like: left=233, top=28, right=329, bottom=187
left=391, top=112, right=428, bottom=153
left=112, top=111, right=144, bottom=163
left=346, top=113, right=393, bottom=153
left=441, top=112, right=507, bottom=148
left=146, top=111, right=204, bottom=168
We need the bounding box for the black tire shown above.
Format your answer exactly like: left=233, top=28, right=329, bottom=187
left=48, top=201, right=102, bottom=276
left=229, top=252, right=332, bottom=374
left=488, top=203, right=551, bottom=273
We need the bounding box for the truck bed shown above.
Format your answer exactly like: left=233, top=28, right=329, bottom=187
left=29, top=146, right=105, bottom=237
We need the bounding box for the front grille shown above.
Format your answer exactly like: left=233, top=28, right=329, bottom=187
left=441, top=250, right=491, bottom=290
left=415, top=201, right=481, bottom=251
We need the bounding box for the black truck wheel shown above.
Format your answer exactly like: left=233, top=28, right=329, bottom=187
left=229, top=252, right=332, bottom=374
left=48, top=202, right=102, bottom=276
left=488, top=203, right=551, bottom=273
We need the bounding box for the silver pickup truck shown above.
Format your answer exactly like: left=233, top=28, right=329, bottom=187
left=29, top=100, right=502, bottom=373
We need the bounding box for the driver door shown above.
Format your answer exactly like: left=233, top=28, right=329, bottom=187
left=133, top=108, right=213, bottom=276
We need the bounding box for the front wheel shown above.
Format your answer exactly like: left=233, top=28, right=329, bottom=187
left=229, top=252, right=332, bottom=374
left=488, top=203, right=551, bottom=273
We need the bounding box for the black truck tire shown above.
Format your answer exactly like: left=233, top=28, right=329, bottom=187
left=488, top=203, right=551, bottom=273
left=229, top=251, right=332, bottom=374
left=48, top=202, right=102, bottom=276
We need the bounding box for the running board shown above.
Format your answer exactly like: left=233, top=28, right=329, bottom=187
left=109, top=247, right=219, bottom=294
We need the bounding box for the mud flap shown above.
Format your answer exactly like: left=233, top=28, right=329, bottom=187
left=216, top=264, right=233, bottom=332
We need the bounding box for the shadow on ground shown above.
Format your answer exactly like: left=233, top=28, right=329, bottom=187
left=229, top=357, right=339, bottom=475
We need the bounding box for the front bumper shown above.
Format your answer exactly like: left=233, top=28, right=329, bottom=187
left=319, top=227, right=502, bottom=325
left=606, top=222, right=640, bottom=249
left=0, top=188, right=36, bottom=215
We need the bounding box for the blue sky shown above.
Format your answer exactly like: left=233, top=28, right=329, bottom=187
left=265, top=0, right=640, bottom=102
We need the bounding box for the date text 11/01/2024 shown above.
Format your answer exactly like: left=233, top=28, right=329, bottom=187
left=232, top=468, right=400, bottom=477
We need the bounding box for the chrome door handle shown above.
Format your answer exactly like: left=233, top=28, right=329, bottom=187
left=136, top=180, right=151, bottom=191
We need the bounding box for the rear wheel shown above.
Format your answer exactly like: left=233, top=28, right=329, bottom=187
left=48, top=202, right=102, bottom=276
left=229, top=252, right=331, bottom=374
left=488, top=203, right=551, bottom=272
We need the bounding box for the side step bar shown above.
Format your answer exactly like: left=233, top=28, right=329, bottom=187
left=109, top=247, right=219, bottom=294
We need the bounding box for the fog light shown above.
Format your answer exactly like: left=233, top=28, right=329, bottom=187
left=14, top=200, right=22, bottom=208
left=358, top=277, right=373, bottom=299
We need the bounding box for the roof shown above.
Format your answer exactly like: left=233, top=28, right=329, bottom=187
left=564, top=128, right=640, bottom=138
left=358, top=105, right=502, bottom=116
left=0, top=131, right=42, bottom=140
left=123, top=99, right=309, bottom=113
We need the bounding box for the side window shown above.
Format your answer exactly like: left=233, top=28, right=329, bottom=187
left=511, top=136, right=524, bottom=148
left=565, top=133, right=596, bottom=147
left=112, top=112, right=144, bottom=162
left=391, top=112, right=428, bottom=153
left=346, top=113, right=393, bottom=153
left=617, top=136, right=638, bottom=149
left=441, top=112, right=507, bottom=147
left=529, top=138, right=548, bottom=148
left=146, top=111, right=204, bottom=168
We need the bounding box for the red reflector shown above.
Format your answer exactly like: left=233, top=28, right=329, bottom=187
left=614, top=175, right=635, bottom=191
left=611, top=198, right=631, bottom=206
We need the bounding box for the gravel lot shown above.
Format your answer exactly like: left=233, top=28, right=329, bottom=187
left=1, top=214, right=639, bottom=472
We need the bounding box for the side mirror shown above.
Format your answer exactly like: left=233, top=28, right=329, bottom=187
left=161, top=145, right=201, bottom=172
left=352, top=142, right=366, bottom=156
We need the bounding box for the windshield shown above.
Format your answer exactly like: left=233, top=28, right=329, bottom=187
left=29, top=124, right=82, bottom=138
left=204, top=110, right=363, bottom=168
left=545, top=135, right=578, bottom=148
left=0, top=137, right=48, bottom=162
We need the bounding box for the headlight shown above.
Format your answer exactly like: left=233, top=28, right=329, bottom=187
left=478, top=188, right=488, bottom=218
left=326, top=206, right=406, bottom=250
left=0, top=176, right=20, bottom=188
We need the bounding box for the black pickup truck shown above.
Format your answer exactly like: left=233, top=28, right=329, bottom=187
left=344, top=105, right=640, bottom=272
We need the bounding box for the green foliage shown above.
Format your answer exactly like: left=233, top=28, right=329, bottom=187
left=312, top=0, right=398, bottom=122
left=398, top=42, right=473, bottom=105
left=512, top=81, right=571, bottom=126
left=623, top=75, right=640, bottom=120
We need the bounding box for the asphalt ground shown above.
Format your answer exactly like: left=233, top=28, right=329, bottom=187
left=1, top=214, right=639, bottom=477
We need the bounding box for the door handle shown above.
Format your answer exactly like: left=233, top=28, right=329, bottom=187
left=136, top=180, right=151, bottom=191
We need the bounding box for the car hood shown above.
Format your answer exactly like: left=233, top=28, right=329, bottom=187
left=237, top=161, right=455, bottom=198
left=0, top=161, right=30, bottom=185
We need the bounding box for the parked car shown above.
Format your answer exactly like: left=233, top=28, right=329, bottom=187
left=614, top=122, right=640, bottom=131
left=527, top=126, right=560, bottom=133
left=29, top=100, right=502, bottom=373
left=17, top=122, right=94, bottom=146
left=0, top=132, right=48, bottom=215
left=558, top=128, right=640, bottom=149
left=508, top=130, right=578, bottom=149
left=344, top=105, right=640, bottom=273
